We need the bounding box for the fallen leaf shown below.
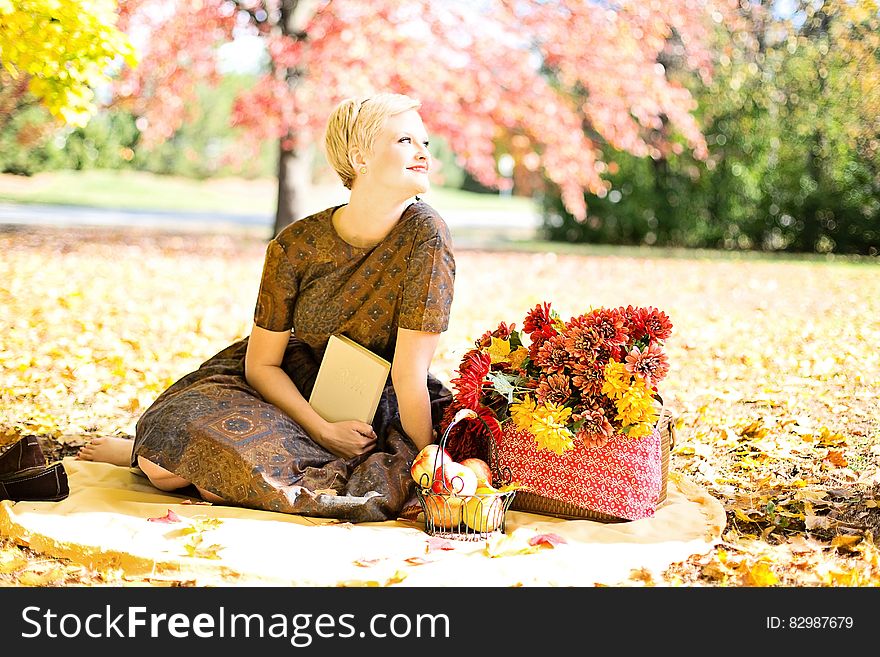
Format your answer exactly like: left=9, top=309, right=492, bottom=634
left=528, top=533, right=567, bottom=547
left=354, top=558, right=384, bottom=568
left=338, top=570, right=408, bottom=587
left=823, top=450, right=848, bottom=468
left=740, top=561, right=779, bottom=586
left=148, top=509, right=182, bottom=523
left=830, top=535, right=861, bottom=550
left=18, top=568, right=65, bottom=586
left=403, top=556, right=435, bottom=565
left=426, top=537, right=456, bottom=552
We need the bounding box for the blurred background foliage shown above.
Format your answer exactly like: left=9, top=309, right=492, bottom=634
left=0, top=0, right=877, bottom=255
left=539, top=1, right=879, bottom=255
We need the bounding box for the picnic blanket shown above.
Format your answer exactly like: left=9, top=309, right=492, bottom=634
left=0, top=458, right=725, bottom=586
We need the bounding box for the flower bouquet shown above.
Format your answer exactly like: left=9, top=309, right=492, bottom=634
left=441, top=302, right=675, bottom=521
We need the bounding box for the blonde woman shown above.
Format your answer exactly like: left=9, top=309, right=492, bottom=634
left=78, top=93, right=455, bottom=521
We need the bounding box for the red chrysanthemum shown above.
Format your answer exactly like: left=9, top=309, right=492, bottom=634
left=574, top=407, right=614, bottom=448
left=639, top=307, right=673, bottom=341
left=624, top=342, right=670, bottom=387
left=533, top=334, right=568, bottom=374
left=535, top=373, right=572, bottom=407
left=450, top=349, right=491, bottom=409
left=523, top=302, right=553, bottom=335
left=581, top=307, right=629, bottom=347
left=620, top=305, right=646, bottom=341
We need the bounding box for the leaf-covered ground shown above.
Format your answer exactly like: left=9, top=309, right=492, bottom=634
left=1, top=225, right=879, bottom=587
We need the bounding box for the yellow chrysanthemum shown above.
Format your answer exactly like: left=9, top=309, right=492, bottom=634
left=529, top=412, right=575, bottom=455
left=624, top=422, right=655, bottom=439
left=534, top=401, right=573, bottom=425
left=510, top=394, right=537, bottom=432
left=602, top=361, right=631, bottom=399
left=486, top=337, right=512, bottom=364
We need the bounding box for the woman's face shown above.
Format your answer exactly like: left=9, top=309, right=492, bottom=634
left=361, top=109, right=431, bottom=197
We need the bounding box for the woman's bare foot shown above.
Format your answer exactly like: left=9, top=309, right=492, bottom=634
left=76, top=436, right=134, bottom=467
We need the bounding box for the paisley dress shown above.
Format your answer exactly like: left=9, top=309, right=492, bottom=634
left=131, top=201, right=455, bottom=522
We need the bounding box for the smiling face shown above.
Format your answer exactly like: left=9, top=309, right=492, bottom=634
left=356, top=109, right=431, bottom=198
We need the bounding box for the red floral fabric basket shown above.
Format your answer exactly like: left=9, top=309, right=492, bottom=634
left=492, top=422, right=664, bottom=522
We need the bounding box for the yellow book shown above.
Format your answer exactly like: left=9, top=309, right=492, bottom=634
left=308, top=334, right=391, bottom=425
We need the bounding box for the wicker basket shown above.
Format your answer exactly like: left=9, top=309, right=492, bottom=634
left=414, top=409, right=517, bottom=541
left=500, top=405, right=676, bottom=523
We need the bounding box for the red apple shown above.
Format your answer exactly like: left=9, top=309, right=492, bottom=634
left=410, top=444, right=452, bottom=489
left=430, top=462, right=478, bottom=496
left=459, top=457, right=493, bottom=486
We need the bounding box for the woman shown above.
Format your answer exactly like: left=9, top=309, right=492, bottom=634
left=78, top=92, right=455, bottom=522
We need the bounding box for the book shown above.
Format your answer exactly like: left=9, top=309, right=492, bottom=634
left=308, top=334, right=391, bottom=425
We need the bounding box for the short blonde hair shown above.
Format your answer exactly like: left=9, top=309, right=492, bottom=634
left=324, top=92, right=421, bottom=189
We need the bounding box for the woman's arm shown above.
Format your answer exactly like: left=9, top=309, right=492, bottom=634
left=392, top=327, right=441, bottom=451
left=244, top=324, right=376, bottom=458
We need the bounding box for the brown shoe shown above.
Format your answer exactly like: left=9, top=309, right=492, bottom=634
left=0, top=436, right=46, bottom=480
left=0, top=462, right=69, bottom=502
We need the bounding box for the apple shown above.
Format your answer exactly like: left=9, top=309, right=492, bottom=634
left=430, top=462, right=478, bottom=496
left=459, top=457, right=493, bottom=486
left=461, top=486, right=506, bottom=533
left=410, top=444, right=452, bottom=489
left=423, top=494, right=464, bottom=530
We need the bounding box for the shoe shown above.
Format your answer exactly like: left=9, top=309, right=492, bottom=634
left=0, top=462, right=69, bottom=502
left=0, top=436, right=46, bottom=479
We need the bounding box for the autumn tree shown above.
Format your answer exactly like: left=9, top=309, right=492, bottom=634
left=108, top=0, right=735, bottom=236
left=0, top=0, right=136, bottom=131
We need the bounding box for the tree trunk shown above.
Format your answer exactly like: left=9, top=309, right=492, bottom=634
left=270, top=0, right=315, bottom=237
left=273, top=143, right=309, bottom=236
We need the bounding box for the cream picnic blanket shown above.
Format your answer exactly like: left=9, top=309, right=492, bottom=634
left=0, top=457, right=725, bottom=586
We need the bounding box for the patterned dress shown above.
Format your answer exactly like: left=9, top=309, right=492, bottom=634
left=131, top=201, right=455, bottom=522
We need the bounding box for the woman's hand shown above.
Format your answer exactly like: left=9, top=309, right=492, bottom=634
left=317, top=421, right=378, bottom=459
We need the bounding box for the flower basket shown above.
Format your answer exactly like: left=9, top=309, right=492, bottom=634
left=492, top=403, right=675, bottom=522
left=441, top=302, right=676, bottom=523
left=414, top=410, right=517, bottom=541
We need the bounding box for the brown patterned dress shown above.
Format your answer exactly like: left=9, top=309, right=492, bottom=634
left=131, top=201, right=455, bottom=522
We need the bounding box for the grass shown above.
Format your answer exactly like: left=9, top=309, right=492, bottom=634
left=0, top=169, right=537, bottom=217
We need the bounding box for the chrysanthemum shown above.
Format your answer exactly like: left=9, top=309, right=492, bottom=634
left=533, top=334, right=569, bottom=375
left=450, top=349, right=491, bottom=410
left=571, top=364, right=605, bottom=396
left=574, top=406, right=614, bottom=448
left=620, top=305, right=646, bottom=341
left=639, top=307, right=673, bottom=341
left=575, top=308, right=629, bottom=347
left=510, top=394, right=538, bottom=432
left=601, top=361, right=632, bottom=399
left=624, top=342, right=670, bottom=387
left=535, top=373, right=572, bottom=407
left=523, top=302, right=553, bottom=336
left=615, top=377, right=659, bottom=429
left=530, top=402, right=574, bottom=455
left=562, top=324, right=601, bottom=365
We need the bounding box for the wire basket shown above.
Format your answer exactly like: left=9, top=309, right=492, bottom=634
left=414, top=409, right=516, bottom=541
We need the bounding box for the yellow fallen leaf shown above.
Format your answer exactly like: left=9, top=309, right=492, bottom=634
left=484, top=530, right=543, bottom=558
left=740, top=561, right=779, bottom=586
left=18, top=568, right=65, bottom=587
left=0, top=553, right=27, bottom=574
